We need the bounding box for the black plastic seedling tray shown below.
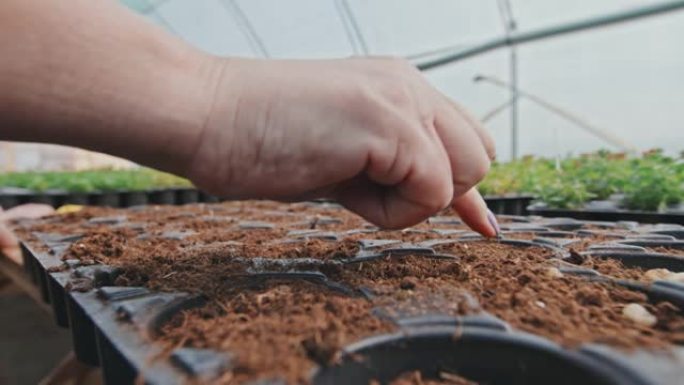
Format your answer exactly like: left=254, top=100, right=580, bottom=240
left=313, top=327, right=651, bottom=385
left=0, top=187, right=35, bottom=208
left=483, top=195, right=535, bottom=216
left=16, top=205, right=684, bottom=385
left=0, top=188, right=221, bottom=209
left=528, top=204, right=684, bottom=225
left=2, top=188, right=524, bottom=214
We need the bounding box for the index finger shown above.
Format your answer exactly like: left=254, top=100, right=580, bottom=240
left=451, top=188, right=498, bottom=238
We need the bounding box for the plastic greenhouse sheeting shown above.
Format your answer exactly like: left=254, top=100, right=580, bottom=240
left=122, top=0, right=684, bottom=161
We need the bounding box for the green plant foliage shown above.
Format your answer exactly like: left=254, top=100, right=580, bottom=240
left=559, top=151, right=630, bottom=200
left=534, top=176, right=596, bottom=209
left=1, top=150, right=681, bottom=212
left=622, top=152, right=683, bottom=211
left=478, top=149, right=683, bottom=212
left=0, top=168, right=192, bottom=193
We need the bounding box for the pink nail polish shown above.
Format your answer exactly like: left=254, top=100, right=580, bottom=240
left=486, top=209, right=501, bottom=238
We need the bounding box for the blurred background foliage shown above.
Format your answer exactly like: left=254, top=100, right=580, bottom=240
left=0, top=168, right=191, bottom=193
left=0, top=150, right=681, bottom=212
left=478, top=149, right=684, bottom=211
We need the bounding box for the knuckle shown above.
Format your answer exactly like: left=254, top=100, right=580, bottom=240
left=470, top=157, right=491, bottom=184
left=488, top=148, right=497, bottom=161
left=474, top=158, right=491, bottom=181
left=421, top=166, right=454, bottom=213
left=428, top=188, right=452, bottom=212
left=481, top=134, right=497, bottom=160
left=454, top=156, right=490, bottom=190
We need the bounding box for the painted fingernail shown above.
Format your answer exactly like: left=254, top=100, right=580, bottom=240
left=486, top=209, right=501, bottom=238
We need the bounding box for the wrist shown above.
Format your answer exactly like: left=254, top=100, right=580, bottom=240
left=184, top=57, right=247, bottom=196
left=146, top=51, right=228, bottom=177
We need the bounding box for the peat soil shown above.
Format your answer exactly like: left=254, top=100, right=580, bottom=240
left=14, top=201, right=684, bottom=384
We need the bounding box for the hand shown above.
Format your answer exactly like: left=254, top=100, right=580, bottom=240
left=0, top=204, right=55, bottom=264
left=188, top=57, right=496, bottom=233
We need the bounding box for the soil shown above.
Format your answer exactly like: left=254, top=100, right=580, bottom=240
left=503, top=233, right=684, bottom=282
left=570, top=253, right=645, bottom=281
left=652, top=246, right=684, bottom=256
left=160, top=280, right=393, bottom=385
left=14, top=200, right=684, bottom=385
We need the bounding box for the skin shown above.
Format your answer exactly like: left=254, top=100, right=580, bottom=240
left=0, top=205, right=55, bottom=263
left=0, top=0, right=497, bottom=235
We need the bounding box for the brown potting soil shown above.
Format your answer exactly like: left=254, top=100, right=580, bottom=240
left=570, top=253, right=645, bottom=281
left=328, top=244, right=684, bottom=348
left=14, top=201, right=684, bottom=385
left=504, top=233, right=683, bottom=283
left=160, top=280, right=393, bottom=385
left=651, top=246, right=684, bottom=256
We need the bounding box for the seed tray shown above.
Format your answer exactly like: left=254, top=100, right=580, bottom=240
left=0, top=189, right=530, bottom=215
left=528, top=204, right=684, bottom=225
left=0, top=187, right=219, bottom=209
left=15, top=203, right=684, bottom=385
left=483, top=195, right=535, bottom=216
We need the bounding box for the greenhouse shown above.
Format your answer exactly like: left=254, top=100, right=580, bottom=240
left=0, top=1, right=683, bottom=385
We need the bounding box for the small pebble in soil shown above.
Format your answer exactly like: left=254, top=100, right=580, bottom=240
left=545, top=267, right=563, bottom=278
left=622, top=303, right=657, bottom=327
left=644, top=268, right=671, bottom=281
left=644, top=268, right=684, bottom=283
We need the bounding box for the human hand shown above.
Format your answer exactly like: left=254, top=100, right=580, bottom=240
left=0, top=204, right=55, bottom=264
left=188, top=57, right=497, bottom=234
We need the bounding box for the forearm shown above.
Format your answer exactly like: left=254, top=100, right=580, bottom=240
left=0, top=0, right=220, bottom=175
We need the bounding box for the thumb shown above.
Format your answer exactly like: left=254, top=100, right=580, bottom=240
left=451, top=188, right=499, bottom=238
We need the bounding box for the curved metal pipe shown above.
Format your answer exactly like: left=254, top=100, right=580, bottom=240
left=415, top=1, right=684, bottom=70
left=475, top=75, right=638, bottom=153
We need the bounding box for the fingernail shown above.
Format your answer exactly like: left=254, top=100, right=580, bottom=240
left=486, top=209, right=501, bottom=238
